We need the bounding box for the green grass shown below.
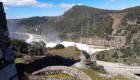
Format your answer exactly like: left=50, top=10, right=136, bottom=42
left=73, top=67, right=129, bottom=80
left=47, top=46, right=81, bottom=60
left=15, top=58, right=28, bottom=64
left=15, top=58, right=23, bottom=63
left=44, top=74, right=70, bottom=78
left=96, top=49, right=121, bottom=62
left=78, top=68, right=103, bottom=80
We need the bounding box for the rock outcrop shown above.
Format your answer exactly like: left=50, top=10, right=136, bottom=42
left=31, top=66, right=92, bottom=80
left=0, top=2, right=18, bottom=80
left=110, top=13, right=126, bottom=35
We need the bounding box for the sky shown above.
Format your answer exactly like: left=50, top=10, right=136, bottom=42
left=1, top=0, right=140, bottom=19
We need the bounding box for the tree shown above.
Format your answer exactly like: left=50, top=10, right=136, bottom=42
left=53, top=44, right=65, bottom=49
left=82, top=50, right=90, bottom=59
left=11, top=39, right=29, bottom=54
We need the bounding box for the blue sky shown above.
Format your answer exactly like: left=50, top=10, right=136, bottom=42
left=1, top=0, right=140, bottom=19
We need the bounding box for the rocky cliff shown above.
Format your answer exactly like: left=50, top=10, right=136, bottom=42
left=0, top=2, right=18, bottom=80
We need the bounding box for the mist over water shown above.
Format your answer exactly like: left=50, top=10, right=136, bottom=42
left=25, top=33, right=109, bottom=55
left=8, top=25, right=109, bottom=55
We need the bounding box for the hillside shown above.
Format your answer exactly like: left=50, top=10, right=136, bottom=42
left=7, top=5, right=140, bottom=43
left=8, top=5, right=115, bottom=38
left=7, top=5, right=140, bottom=80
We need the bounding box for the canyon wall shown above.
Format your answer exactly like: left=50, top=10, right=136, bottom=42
left=0, top=2, right=18, bottom=80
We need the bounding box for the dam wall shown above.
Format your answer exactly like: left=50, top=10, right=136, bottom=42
left=80, top=36, right=126, bottom=48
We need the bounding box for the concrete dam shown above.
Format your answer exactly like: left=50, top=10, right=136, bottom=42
left=80, top=36, right=126, bottom=48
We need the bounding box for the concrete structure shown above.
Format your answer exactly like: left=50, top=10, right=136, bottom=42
left=80, top=36, right=126, bottom=48
left=0, top=2, right=18, bottom=80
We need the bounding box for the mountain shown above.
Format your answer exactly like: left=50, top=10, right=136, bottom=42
left=7, top=5, right=140, bottom=41
left=8, top=5, right=115, bottom=38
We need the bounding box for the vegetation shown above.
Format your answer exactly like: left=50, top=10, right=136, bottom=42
left=8, top=5, right=115, bottom=39
left=82, top=50, right=90, bottom=59
left=47, top=46, right=80, bottom=60
left=96, top=50, right=120, bottom=62
left=120, top=6, right=140, bottom=13
left=53, top=44, right=65, bottom=49
left=86, top=59, right=106, bottom=74
left=15, top=58, right=23, bottom=63
left=11, top=39, right=29, bottom=54
left=74, top=67, right=129, bottom=80
left=8, top=5, right=140, bottom=80
left=44, top=74, right=70, bottom=78
left=11, top=39, right=46, bottom=57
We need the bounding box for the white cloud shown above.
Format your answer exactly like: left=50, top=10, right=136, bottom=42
left=4, top=7, right=8, bottom=10
left=56, top=3, right=75, bottom=9
left=0, top=0, right=38, bottom=6
left=110, top=0, right=116, bottom=2
left=0, top=0, right=76, bottom=9
left=78, top=4, right=83, bottom=6
left=32, top=3, right=53, bottom=8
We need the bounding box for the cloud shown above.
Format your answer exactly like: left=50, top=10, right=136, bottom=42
left=56, top=3, right=75, bottom=10
left=4, top=7, right=8, bottom=10
left=0, top=0, right=38, bottom=6
left=110, top=0, right=116, bottom=2
left=0, top=0, right=76, bottom=9
left=78, top=4, right=83, bottom=6
left=32, top=3, right=53, bottom=8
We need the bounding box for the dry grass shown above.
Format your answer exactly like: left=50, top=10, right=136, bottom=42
left=47, top=46, right=80, bottom=60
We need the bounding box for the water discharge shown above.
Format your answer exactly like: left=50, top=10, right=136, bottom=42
left=12, top=32, right=110, bottom=55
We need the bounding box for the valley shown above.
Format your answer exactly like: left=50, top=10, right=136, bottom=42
left=7, top=4, right=140, bottom=80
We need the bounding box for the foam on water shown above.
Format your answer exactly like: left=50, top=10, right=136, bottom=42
left=25, top=33, right=109, bottom=55
left=60, top=41, right=109, bottom=55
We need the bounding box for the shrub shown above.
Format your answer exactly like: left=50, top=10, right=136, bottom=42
left=96, top=52, right=105, bottom=60
left=53, top=44, right=65, bottom=49
left=86, top=59, right=106, bottom=74
left=111, top=52, right=119, bottom=59
left=82, top=50, right=90, bottom=59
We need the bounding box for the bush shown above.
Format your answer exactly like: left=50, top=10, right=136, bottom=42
left=82, top=50, right=90, bottom=59
left=111, top=52, right=119, bottom=59
left=53, top=44, right=65, bottom=49
left=96, top=52, right=105, bottom=60
left=13, top=52, right=23, bottom=58
left=86, top=59, right=106, bottom=74
left=28, top=46, right=45, bottom=56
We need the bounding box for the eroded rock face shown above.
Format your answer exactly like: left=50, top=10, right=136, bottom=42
left=0, top=2, right=18, bottom=80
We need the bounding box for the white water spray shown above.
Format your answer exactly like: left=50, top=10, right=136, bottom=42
left=25, top=33, right=109, bottom=55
